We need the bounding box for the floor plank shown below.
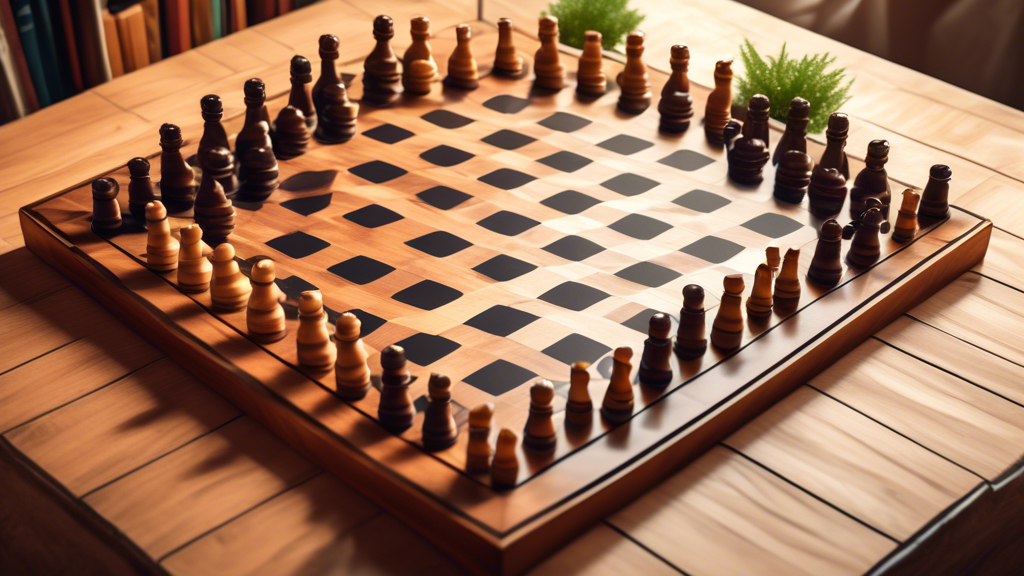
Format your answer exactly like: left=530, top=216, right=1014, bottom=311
left=957, top=175, right=1024, bottom=237
left=975, top=228, right=1024, bottom=288
left=529, top=523, right=679, bottom=576
left=0, top=248, right=71, bottom=311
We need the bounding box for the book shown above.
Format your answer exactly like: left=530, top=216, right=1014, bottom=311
left=211, top=0, right=223, bottom=40
left=101, top=9, right=125, bottom=78
left=115, top=4, right=149, bottom=73
left=140, top=0, right=162, bottom=63
left=0, top=0, right=39, bottom=111
left=30, top=0, right=72, bottom=102
left=164, top=0, right=191, bottom=55
left=191, top=0, right=214, bottom=46
left=54, top=0, right=83, bottom=93
left=11, top=0, right=51, bottom=107
left=0, top=17, right=28, bottom=121
left=73, top=0, right=112, bottom=88
left=278, top=0, right=293, bottom=15
left=248, top=0, right=276, bottom=25
left=229, top=0, right=246, bottom=32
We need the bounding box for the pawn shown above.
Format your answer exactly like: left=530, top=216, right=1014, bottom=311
left=846, top=207, right=883, bottom=268
left=466, top=403, right=494, bottom=473
left=819, top=112, right=850, bottom=180
left=145, top=201, right=178, bottom=272
left=362, top=15, right=402, bottom=106
left=741, top=94, right=771, bottom=147
left=523, top=380, right=556, bottom=451
left=576, top=31, right=606, bottom=96
left=534, top=16, right=565, bottom=90
left=745, top=263, right=773, bottom=319
left=711, top=274, right=745, bottom=352
left=127, top=158, right=159, bottom=223
left=919, top=164, right=951, bottom=224
left=774, top=248, right=801, bottom=311
left=892, top=189, right=921, bottom=243
left=91, top=177, right=122, bottom=234
left=807, top=219, right=844, bottom=287
left=312, top=34, right=347, bottom=119
left=444, top=24, right=479, bottom=90
left=403, top=16, right=437, bottom=79
left=657, top=45, right=693, bottom=133
left=403, top=60, right=435, bottom=96
left=159, top=124, right=196, bottom=213
left=194, top=148, right=236, bottom=245
left=704, top=59, right=733, bottom=145
left=765, top=246, right=781, bottom=273
left=728, top=136, right=769, bottom=184
left=491, top=429, right=519, bottom=489
left=273, top=105, right=310, bottom=159
left=296, top=291, right=336, bottom=370
left=616, top=31, right=651, bottom=113
left=315, top=91, right=359, bottom=144
left=674, top=284, right=707, bottom=359
left=247, top=259, right=286, bottom=343
left=237, top=79, right=273, bottom=181
left=774, top=150, right=813, bottom=203
left=287, top=55, right=316, bottom=131
left=565, top=361, right=592, bottom=427
left=210, top=243, right=251, bottom=311
left=334, top=312, right=372, bottom=400
left=176, top=225, right=212, bottom=292
left=240, top=141, right=279, bottom=201
left=493, top=18, right=524, bottom=78
left=422, top=373, right=458, bottom=451
left=773, top=97, right=810, bottom=165
left=807, top=165, right=847, bottom=219
left=601, top=347, right=634, bottom=425
left=849, top=139, right=892, bottom=219
left=639, top=313, right=673, bottom=388
left=198, top=94, right=229, bottom=162
left=378, top=344, right=414, bottom=432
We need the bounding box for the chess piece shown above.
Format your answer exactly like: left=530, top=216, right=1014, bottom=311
left=846, top=207, right=883, bottom=268
left=807, top=165, right=847, bottom=219
left=843, top=197, right=887, bottom=239
left=601, top=347, right=634, bottom=425
left=774, top=248, right=801, bottom=311
left=247, top=260, right=286, bottom=342
left=127, top=158, right=158, bottom=223
left=616, top=31, right=651, bottom=113
left=273, top=105, right=310, bottom=159
left=576, top=31, right=606, bottom=97
left=773, top=97, right=809, bottom=165
left=728, top=136, right=769, bottom=184
left=176, top=224, right=212, bottom=293
left=918, top=164, right=951, bottom=225
left=891, top=189, right=920, bottom=243
left=296, top=291, right=336, bottom=370
left=741, top=94, right=770, bottom=147
left=711, top=274, right=745, bottom=352
left=722, top=119, right=742, bottom=150
left=658, top=45, right=693, bottom=133
left=362, top=15, right=402, bottom=106
left=287, top=55, right=317, bottom=131
left=210, top=243, right=251, bottom=311
left=378, top=344, right=414, bottom=432
left=819, top=112, right=850, bottom=180
left=565, top=361, right=592, bottom=427
left=198, top=95, right=229, bottom=163
left=145, top=201, right=178, bottom=272
left=422, top=373, right=458, bottom=451
left=444, top=24, right=479, bottom=90
left=91, top=177, right=121, bottom=234
left=236, top=78, right=273, bottom=181
left=403, top=16, right=436, bottom=76
left=774, top=150, right=813, bottom=203
left=675, top=285, right=707, bottom=359
left=158, top=124, right=196, bottom=213
left=466, top=403, right=494, bottom=473
left=850, top=140, right=892, bottom=219
left=312, top=34, right=347, bottom=118
left=194, top=148, right=236, bottom=245
left=491, top=429, right=519, bottom=488
left=704, top=59, right=733, bottom=145
left=403, top=59, right=436, bottom=96
left=534, top=16, right=565, bottom=90
left=493, top=18, right=524, bottom=78
left=807, top=219, right=844, bottom=287
left=746, top=263, right=773, bottom=319
left=766, top=246, right=781, bottom=273
left=638, top=313, right=673, bottom=388
left=240, top=140, right=279, bottom=201
left=334, top=312, right=372, bottom=400
left=523, top=380, right=556, bottom=451
left=315, top=85, right=359, bottom=145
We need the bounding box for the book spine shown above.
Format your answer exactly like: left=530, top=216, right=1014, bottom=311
left=0, top=19, right=28, bottom=120
left=28, top=0, right=71, bottom=102
left=101, top=9, right=124, bottom=78
left=141, top=0, right=162, bottom=64
left=0, top=0, right=38, bottom=111
left=11, top=0, right=51, bottom=107
left=56, top=0, right=84, bottom=92
left=165, top=0, right=192, bottom=55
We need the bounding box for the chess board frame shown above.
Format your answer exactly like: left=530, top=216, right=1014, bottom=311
left=19, top=45, right=991, bottom=575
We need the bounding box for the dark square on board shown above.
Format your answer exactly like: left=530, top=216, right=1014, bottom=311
left=608, top=213, right=673, bottom=240
left=392, top=280, right=463, bottom=310
left=741, top=213, right=804, bottom=239
left=328, top=255, right=395, bottom=285
left=621, top=308, right=660, bottom=333
left=483, top=94, right=531, bottom=114
left=543, top=333, right=612, bottom=365
left=362, top=123, right=415, bottom=144
left=347, top=309, right=386, bottom=337
left=405, top=231, right=473, bottom=258
left=276, top=275, right=317, bottom=297
left=540, top=190, right=601, bottom=215
left=478, top=168, right=537, bottom=190
left=537, top=151, right=593, bottom=173
left=597, top=134, right=654, bottom=155
left=681, top=236, right=746, bottom=264
left=464, top=305, right=540, bottom=337
left=265, top=231, right=330, bottom=259
left=343, top=204, right=404, bottom=228
left=543, top=235, right=605, bottom=261
left=657, top=150, right=716, bottom=172
left=280, top=193, right=332, bottom=216
left=463, top=360, right=537, bottom=396
left=538, top=112, right=592, bottom=133
left=417, top=186, right=472, bottom=210
left=394, top=333, right=462, bottom=366
left=672, top=189, right=732, bottom=213
left=420, top=145, right=475, bottom=167
left=601, top=173, right=660, bottom=197
left=615, top=261, right=682, bottom=288
left=280, top=170, right=337, bottom=193
left=538, top=281, right=610, bottom=311
left=348, top=160, right=407, bottom=184
left=481, top=129, right=536, bottom=150
left=477, top=211, right=540, bottom=236
left=421, top=109, right=474, bottom=129
left=473, top=255, right=538, bottom=282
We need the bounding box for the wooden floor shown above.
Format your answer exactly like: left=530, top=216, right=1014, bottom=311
left=3, top=1, right=1024, bottom=574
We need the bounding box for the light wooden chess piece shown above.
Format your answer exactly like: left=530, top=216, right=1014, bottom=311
left=247, top=259, right=286, bottom=343
left=210, top=243, right=251, bottom=311
left=466, top=403, right=494, bottom=473
left=422, top=373, right=458, bottom=451
left=491, top=428, right=519, bottom=488
left=892, top=189, right=921, bottom=243
left=444, top=24, right=479, bottom=90
left=334, top=312, right=371, bottom=400
left=765, top=246, right=781, bottom=275
left=523, top=380, right=556, bottom=451
left=378, top=344, right=415, bottom=432
left=773, top=248, right=802, bottom=311
left=493, top=18, right=524, bottom=77
left=177, top=224, right=212, bottom=293
left=704, top=60, right=733, bottom=145
left=534, top=16, right=565, bottom=90
left=565, top=362, right=592, bottom=427
left=711, top=274, right=745, bottom=351
left=746, top=263, right=774, bottom=319
left=362, top=15, right=402, bottom=106
left=617, top=31, right=651, bottom=113
left=402, top=16, right=437, bottom=85
left=145, top=201, right=178, bottom=272
left=658, top=45, right=693, bottom=133
left=576, top=31, right=606, bottom=96
left=91, top=177, right=122, bottom=234
left=601, top=347, right=634, bottom=425
left=296, top=291, right=336, bottom=370
left=403, top=60, right=435, bottom=96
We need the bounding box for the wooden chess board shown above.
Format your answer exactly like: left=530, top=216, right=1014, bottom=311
left=19, top=41, right=990, bottom=575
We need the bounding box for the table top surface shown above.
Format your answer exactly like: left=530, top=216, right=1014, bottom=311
left=2, top=1, right=1024, bottom=575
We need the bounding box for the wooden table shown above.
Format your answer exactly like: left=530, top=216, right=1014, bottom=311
left=3, top=1, right=1024, bottom=574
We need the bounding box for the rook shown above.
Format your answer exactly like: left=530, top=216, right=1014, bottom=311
left=766, top=246, right=781, bottom=273
left=617, top=31, right=651, bottom=113
left=145, top=201, right=178, bottom=272
left=127, top=158, right=158, bottom=223
left=639, top=313, right=673, bottom=387
left=362, top=15, right=402, bottom=106
left=807, top=219, right=844, bottom=287
left=891, top=189, right=921, bottom=243
left=576, top=31, right=606, bottom=96
left=601, top=347, right=634, bottom=424
left=711, top=274, right=744, bottom=351
left=378, top=344, right=415, bottom=432
left=774, top=248, right=801, bottom=310
left=334, top=312, right=372, bottom=400
left=674, top=284, right=707, bottom=359
left=210, top=243, right=251, bottom=311
left=534, top=16, right=565, bottom=90
left=704, top=59, right=733, bottom=145
left=176, top=224, right=212, bottom=293
left=444, top=24, right=479, bottom=90
left=565, top=362, right=592, bottom=427
left=247, top=260, right=286, bottom=342
left=523, top=380, right=556, bottom=451
left=773, top=97, right=809, bottom=164
left=91, top=177, right=121, bottom=234
left=466, top=403, right=494, bottom=473
left=297, top=291, right=336, bottom=370
left=658, top=45, right=693, bottom=133
left=422, top=373, right=459, bottom=451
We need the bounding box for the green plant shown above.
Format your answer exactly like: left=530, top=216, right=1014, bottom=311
left=736, top=39, right=853, bottom=133
left=543, top=0, right=645, bottom=51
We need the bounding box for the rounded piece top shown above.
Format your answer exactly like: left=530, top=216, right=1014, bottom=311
left=497, top=18, right=513, bottom=30
left=812, top=165, right=846, bottom=187
left=827, top=112, right=850, bottom=133
left=373, top=14, right=394, bottom=35
left=456, top=23, right=471, bottom=40
left=530, top=379, right=555, bottom=404
left=789, top=96, right=810, bottom=117
left=380, top=344, right=407, bottom=369
left=200, top=94, right=223, bottom=114
left=930, top=164, right=952, bottom=179
left=145, top=200, right=167, bottom=220
left=179, top=224, right=202, bottom=242
left=496, top=428, right=518, bottom=447
left=867, top=139, right=890, bottom=158
left=571, top=360, right=590, bottom=372
left=204, top=147, right=233, bottom=170
left=410, top=15, right=430, bottom=32
left=159, top=123, right=182, bottom=141
left=613, top=346, right=633, bottom=362
left=539, top=15, right=558, bottom=32
left=671, top=44, right=689, bottom=59
left=335, top=311, right=361, bottom=340
left=212, top=242, right=235, bottom=262
left=92, top=177, right=119, bottom=199
left=820, top=218, right=844, bottom=240
left=648, top=313, right=672, bottom=339
left=319, top=34, right=340, bottom=53
left=749, top=93, right=770, bottom=110
left=468, top=402, right=494, bottom=427
left=862, top=207, right=884, bottom=227
left=244, top=78, right=266, bottom=99
left=682, top=284, right=705, bottom=310
left=626, top=31, right=645, bottom=46
left=290, top=55, right=312, bottom=78
left=428, top=373, right=452, bottom=398
left=781, top=149, right=813, bottom=169
left=251, top=259, right=276, bottom=283
left=127, top=157, right=150, bottom=177
left=584, top=30, right=601, bottom=43
left=723, top=273, right=745, bottom=294
left=298, top=290, right=323, bottom=314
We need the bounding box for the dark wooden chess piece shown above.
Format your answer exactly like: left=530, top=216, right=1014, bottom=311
left=493, top=18, right=524, bottom=78
left=711, top=274, right=745, bottom=352
left=287, top=55, right=316, bottom=131
left=819, top=112, right=850, bottom=180
left=444, top=24, right=479, bottom=90
left=194, top=147, right=236, bottom=245
left=746, top=263, right=773, bottom=319
left=807, top=219, right=844, bottom=287
left=774, top=248, right=801, bottom=311
left=846, top=207, right=883, bottom=267
left=807, top=165, right=847, bottom=218
left=312, top=34, right=346, bottom=119
left=850, top=139, right=891, bottom=219
left=741, top=94, right=770, bottom=147
left=565, top=362, right=592, bottom=427
left=240, top=141, right=279, bottom=201
left=523, top=380, right=556, bottom=451
left=722, top=119, right=742, bottom=149
left=773, top=97, right=809, bottom=165
left=422, top=373, right=458, bottom=451
left=704, top=59, right=733, bottom=145
left=236, top=78, right=273, bottom=183
left=362, top=15, right=402, bottom=106
left=639, top=313, right=673, bottom=388
left=675, top=284, right=707, bottom=359
left=315, top=95, right=359, bottom=144
left=844, top=197, right=891, bottom=238
left=617, top=31, right=651, bottom=113
left=378, top=344, right=414, bottom=432
left=728, top=136, right=769, bottom=184
left=576, top=31, right=606, bottom=97
left=273, top=105, right=310, bottom=159
left=891, top=189, right=921, bottom=243
left=534, top=16, right=565, bottom=90
left=491, top=429, right=519, bottom=488
left=919, top=164, right=951, bottom=225
left=601, top=347, right=634, bottom=425
left=158, top=123, right=196, bottom=213
left=127, top=157, right=158, bottom=223
left=774, top=150, right=813, bottom=203
left=198, top=94, right=229, bottom=162
left=402, top=16, right=437, bottom=95
left=91, top=177, right=121, bottom=234
left=657, top=45, right=693, bottom=133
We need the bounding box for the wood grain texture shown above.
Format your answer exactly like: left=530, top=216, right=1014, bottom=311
left=528, top=523, right=678, bottom=576
left=0, top=247, right=70, bottom=310
left=975, top=228, right=1024, bottom=288
left=956, top=176, right=1024, bottom=238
